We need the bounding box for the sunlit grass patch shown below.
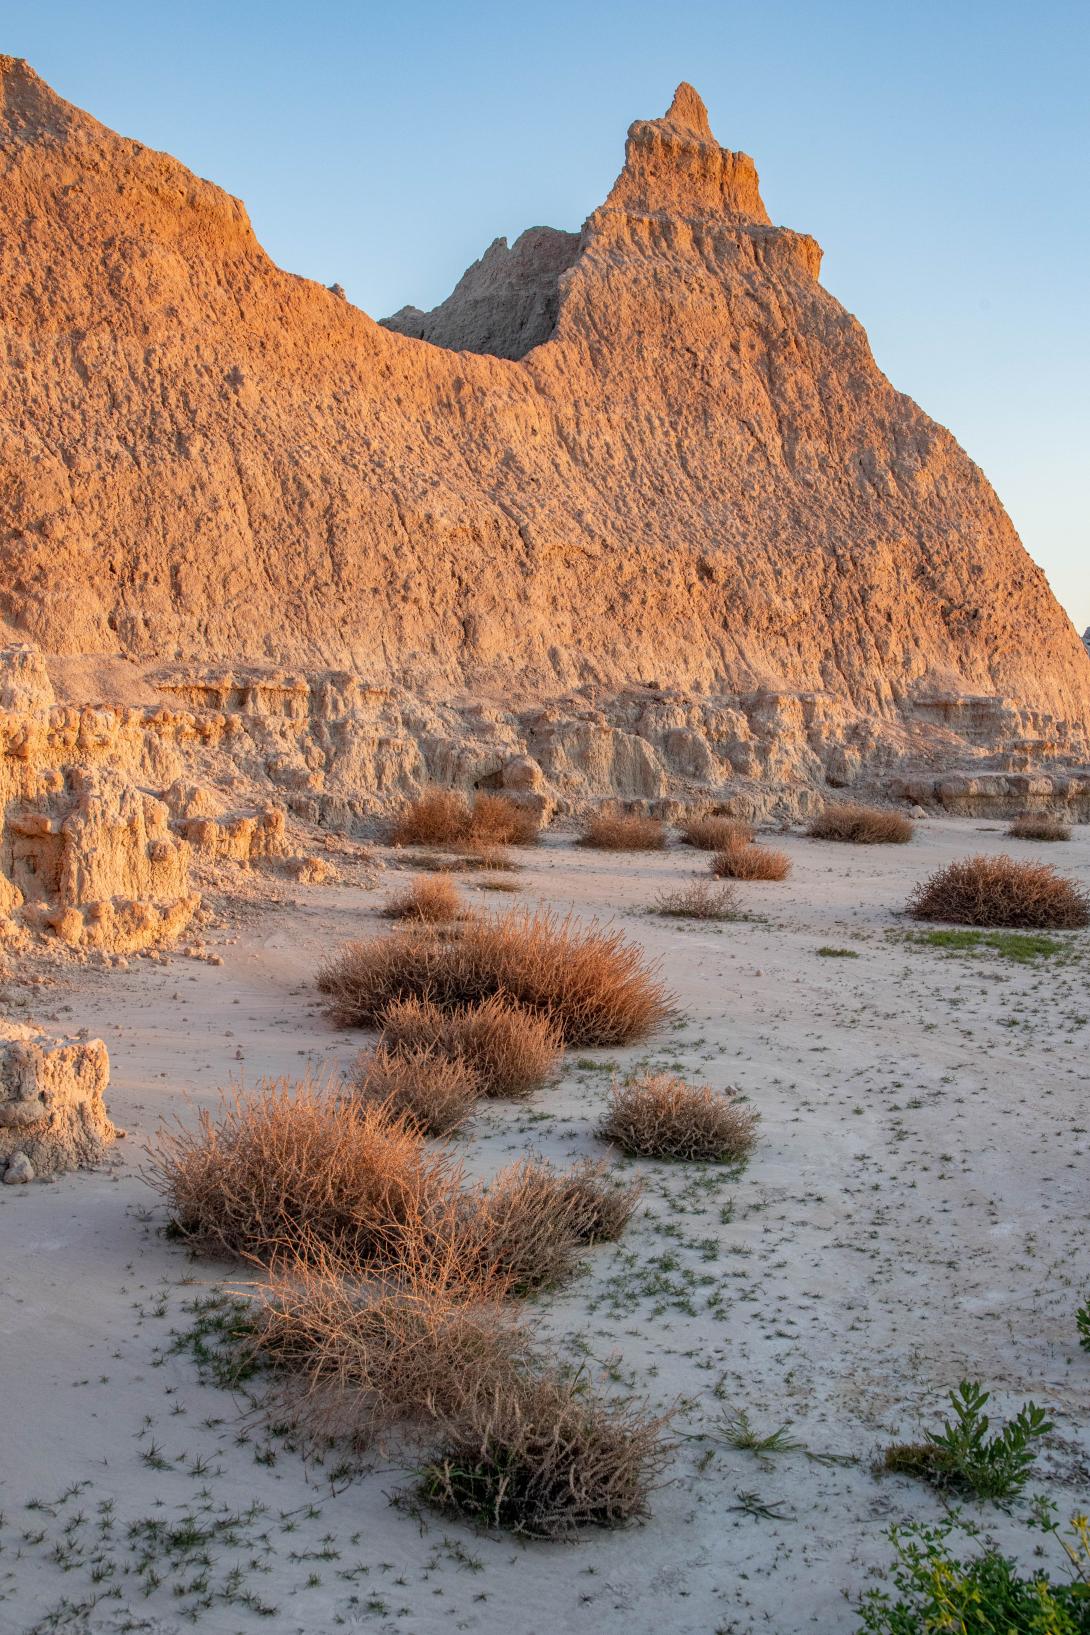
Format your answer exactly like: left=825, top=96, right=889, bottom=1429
left=910, top=928, right=1071, bottom=964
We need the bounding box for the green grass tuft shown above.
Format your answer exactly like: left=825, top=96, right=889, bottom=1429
left=911, top=928, right=1069, bottom=964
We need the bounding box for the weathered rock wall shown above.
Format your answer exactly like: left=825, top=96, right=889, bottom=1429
left=0, top=60, right=1086, bottom=766
left=0, top=1022, right=114, bottom=1180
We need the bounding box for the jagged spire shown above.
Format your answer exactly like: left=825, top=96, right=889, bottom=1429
left=663, top=83, right=713, bottom=140
left=601, top=83, right=771, bottom=225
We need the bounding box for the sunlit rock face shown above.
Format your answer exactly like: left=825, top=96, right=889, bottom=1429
left=0, top=57, right=1086, bottom=782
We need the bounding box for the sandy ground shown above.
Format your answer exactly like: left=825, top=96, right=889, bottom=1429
left=1, top=818, right=1088, bottom=1635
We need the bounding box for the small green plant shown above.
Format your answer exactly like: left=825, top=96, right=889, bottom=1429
left=722, top=1408, right=803, bottom=1460
left=1077, top=1297, right=1090, bottom=1353
left=881, top=1380, right=1052, bottom=1502
left=816, top=945, right=859, bottom=958
left=856, top=1504, right=1090, bottom=1634
left=912, top=928, right=1068, bottom=964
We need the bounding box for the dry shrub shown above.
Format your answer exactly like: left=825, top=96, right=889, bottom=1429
left=468, top=793, right=541, bottom=847
left=147, top=1076, right=442, bottom=1263
left=710, top=841, right=791, bottom=881
left=253, top=1245, right=528, bottom=1447
left=320, top=910, right=672, bottom=1046
left=652, top=879, right=740, bottom=920
left=254, top=1247, right=670, bottom=1536
left=679, top=815, right=755, bottom=850
left=405, top=1158, right=640, bottom=1299
left=389, top=788, right=540, bottom=850
left=382, top=873, right=463, bottom=923
left=1008, top=814, right=1071, bottom=842
left=601, top=1073, right=759, bottom=1162
left=379, top=995, right=561, bottom=1098
left=420, top=1369, right=671, bottom=1537
left=454, top=1159, right=595, bottom=1294
left=578, top=811, right=667, bottom=851
left=908, top=854, right=1090, bottom=930
left=389, top=788, right=472, bottom=847
left=352, top=1045, right=481, bottom=1136
left=807, top=803, right=914, bottom=844
left=553, top=1158, right=643, bottom=1243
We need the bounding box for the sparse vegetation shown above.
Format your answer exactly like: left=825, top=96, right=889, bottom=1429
left=907, top=854, right=1090, bottom=929
left=389, top=788, right=473, bottom=847
left=817, top=945, right=859, bottom=958
left=857, top=1507, right=1090, bottom=1634
left=418, top=1368, right=671, bottom=1537
left=455, top=1158, right=615, bottom=1294
left=388, top=787, right=540, bottom=848
left=710, top=840, right=791, bottom=881
left=147, top=1076, right=440, bottom=1264
left=319, top=909, right=672, bottom=1045
left=1008, top=813, right=1072, bottom=842
left=880, top=1379, right=1052, bottom=1502
left=601, top=1073, right=758, bottom=1162
left=378, top=994, right=562, bottom=1098
left=808, top=803, right=913, bottom=844
left=544, top=1157, right=643, bottom=1244
left=651, top=879, right=740, bottom=920
left=466, top=792, right=542, bottom=846
left=253, top=1248, right=530, bottom=1446
left=351, top=1044, right=481, bottom=1136
left=381, top=872, right=463, bottom=923
left=1077, top=1296, right=1090, bottom=1353
left=679, top=815, right=755, bottom=850
left=578, top=810, right=667, bottom=851
left=911, top=927, right=1069, bottom=963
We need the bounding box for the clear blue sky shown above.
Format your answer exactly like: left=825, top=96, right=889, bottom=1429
left=8, top=0, right=1088, bottom=634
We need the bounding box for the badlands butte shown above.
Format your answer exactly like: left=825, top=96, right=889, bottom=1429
left=0, top=58, right=1088, bottom=959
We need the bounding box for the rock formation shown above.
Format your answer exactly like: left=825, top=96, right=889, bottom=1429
left=0, top=58, right=1085, bottom=867
left=0, top=1022, right=114, bottom=1180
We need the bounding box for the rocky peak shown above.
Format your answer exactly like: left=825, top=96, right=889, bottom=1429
left=0, top=54, right=73, bottom=142
left=601, top=81, right=771, bottom=225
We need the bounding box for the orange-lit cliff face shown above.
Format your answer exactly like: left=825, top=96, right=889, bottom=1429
left=0, top=57, right=1087, bottom=738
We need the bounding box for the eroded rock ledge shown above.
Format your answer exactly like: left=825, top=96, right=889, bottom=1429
left=0, top=1021, right=114, bottom=1181
left=1, top=641, right=1085, bottom=956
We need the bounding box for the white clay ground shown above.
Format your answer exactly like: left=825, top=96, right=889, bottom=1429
left=1, top=817, right=1088, bottom=1635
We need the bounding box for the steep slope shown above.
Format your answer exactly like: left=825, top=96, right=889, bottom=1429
left=0, top=58, right=1087, bottom=745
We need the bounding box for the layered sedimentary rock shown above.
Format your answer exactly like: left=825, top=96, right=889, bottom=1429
left=0, top=1022, right=114, bottom=1180
left=0, top=59, right=1086, bottom=844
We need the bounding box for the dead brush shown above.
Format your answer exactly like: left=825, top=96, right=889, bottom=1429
left=379, top=995, right=562, bottom=1098
left=419, top=1368, right=672, bottom=1537
left=319, top=909, right=672, bottom=1046
left=1008, top=814, right=1071, bottom=842
left=146, top=1076, right=445, bottom=1264
left=601, top=1073, right=759, bottom=1162
left=710, top=840, right=791, bottom=881
left=907, top=854, right=1090, bottom=930
left=388, top=788, right=472, bottom=847
left=381, top=873, right=463, bottom=923
left=652, top=879, right=740, bottom=920
left=351, top=1045, right=481, bottom=1136
left=251, top=1241, right=530, bottom=1449
left=552, top=1158, right=643, bottom=1243
left=388, top=788, right=540, bottom=850
left=450, top=1159, right=599, bottom=1294
left=405, top=1158, right=640, bottom=1298
left=468, top=792, right=541, bottom=846
left=578, top=811, right=667, bottom=851
left=679, top=815, right=755, bottom=850
left=807, top=803, right=914, bottom=844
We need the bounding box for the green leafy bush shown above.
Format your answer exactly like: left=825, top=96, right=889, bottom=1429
left=881, top=1379, right=1052, bottom=1502
left=1078, top=1297, right=1090, bottom=1353
left=857, top=1506, right=1090, bottom=1634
